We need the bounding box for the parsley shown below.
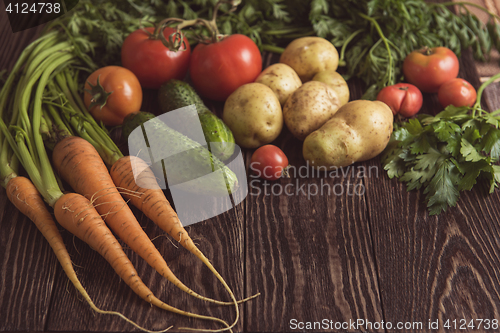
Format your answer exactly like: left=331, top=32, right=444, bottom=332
left=382, top=73, right=500, bottom=215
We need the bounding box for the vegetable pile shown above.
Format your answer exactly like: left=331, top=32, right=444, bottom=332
left=2, top=0, right=500, bottom=330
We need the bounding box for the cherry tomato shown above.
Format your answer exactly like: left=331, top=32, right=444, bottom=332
left=190, top=34, right=262, bottom=101
left=438, top=78, right=477, bottom=108
left=376, top=83, right=423, bottom=117
left=402, top=46, right=459, bottom=93
left=121, top=27, right=191, bottom=89
left=250, top=145, right=289, bottom=181
left=84, top=66, right=142, bottom=127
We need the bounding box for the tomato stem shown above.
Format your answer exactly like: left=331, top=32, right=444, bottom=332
left=154, top=0, right=241, bottom=45
left=84, top=75, right=113, bottom=111
left=420, top=46, right=433, bottom=56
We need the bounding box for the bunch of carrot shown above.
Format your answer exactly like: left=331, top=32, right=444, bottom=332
left=0, top=32, right=173, bottom=333
left=0, top=21, right=255, bottom=333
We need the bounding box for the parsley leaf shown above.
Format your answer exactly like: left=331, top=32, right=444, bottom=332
left=383, top=74, right=500, bottom=215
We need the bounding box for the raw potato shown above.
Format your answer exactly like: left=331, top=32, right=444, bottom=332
left=280, top=36, right=339, bottom=82
left=303, top=100, right=393, bottom=169
left=223, top=83, right=283, bottom=149
left=255, top=63, right=302, bottom=105
left=312, top=70, right=350, bottom=106
left=283, top=81, right=341, bottom=141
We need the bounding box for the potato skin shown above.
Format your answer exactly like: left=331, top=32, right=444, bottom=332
left=223, top=83, right=283, bottom=149
left=312, top=70, right=350, bottom=106
left=280, top=37, right=339, bottom=82
left=255, top=63, right=302, bottom=105
left=283, top=81, right=340, bottom=141
left=303, top=100, right=393, bottom=168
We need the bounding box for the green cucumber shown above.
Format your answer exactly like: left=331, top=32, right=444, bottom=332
left=122, top=111, right=238, bottom=196
left=158, top=79, right=235, bottom=161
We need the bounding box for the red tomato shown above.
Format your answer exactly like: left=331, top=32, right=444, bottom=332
left=402, top=46, right=459, bottom=93
left=189, top=34, right=262, bottom=101
left=376, top=83, right=423, bottom=117
left=438, top=78, right=477, bottom=108
left=250, top=145, right=289, bottom=181
left=84, top=66, right=142, bottom=127
left=121, top=27, right=191, bottom=89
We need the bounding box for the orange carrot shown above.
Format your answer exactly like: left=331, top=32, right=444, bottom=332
left=53, top=191, right=231, bottom=330
left=5, top=176, right=170, bottom=333
left=110, top=155, right=261, bottom=329
left=51, top=136, right=230, bottom=306
left=110, top=155, right=241, bottom=300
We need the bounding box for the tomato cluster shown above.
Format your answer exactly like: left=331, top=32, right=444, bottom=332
left=377, top=46, right=478, bottom=118
left=120, top=26, right=261, bottom=101
left=403, top=46, right=477, bottom=109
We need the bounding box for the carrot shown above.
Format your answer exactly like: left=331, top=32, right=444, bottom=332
left=0, top=36, right=230, bottom=332
left=49, top=68, right=260, bottom=332
left=51, top=135, right=233, bottom=307
left=52, top=191, right=231, bottom=330
left=54, top=67, right=259, bottom=324
left=5, top=176, right=170, bottom=333
left=110, top=155, right=255, bottom=310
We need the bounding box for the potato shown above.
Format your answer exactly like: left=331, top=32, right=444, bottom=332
left=312, top=70, right=350, bottom=106
left=283, top=81, right=341, bottom=141
left=255, top=63, right=302, bottom=105
left=279, top=36, right=339, bottom=82
left=223, top=82, right=283, bottom=149
left=303, top=100, right=393, bottom=169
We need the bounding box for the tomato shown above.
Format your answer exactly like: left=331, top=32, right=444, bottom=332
left=189, top=34, right=262, bottom=101
left=121, top=27, right=191, bottom=89
left=83, top=66, right=142, bottom=127
left=376, top=83, right=423, bottom=117
left=438, top=78, right=477, bottom=108
left=402, top=46, right=459, bottom=93
left=250, top=145, right=289, bottom=181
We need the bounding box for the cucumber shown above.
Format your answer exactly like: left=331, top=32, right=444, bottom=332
left=158, top=79, right=235, bottom=161
left=122, top=111, right=238, bottom=196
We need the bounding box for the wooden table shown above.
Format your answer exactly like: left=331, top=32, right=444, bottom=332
left=2, top=2, right=500, bottom=332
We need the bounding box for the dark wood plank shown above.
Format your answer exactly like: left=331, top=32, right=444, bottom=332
left=244, top=70, right=384, bottom=331
left=245, top=165, right=384, bottom=332
left=44, top=203, right=246, bottom=332
left=364, top=49, right=500, bottom=332
left=0, top=200, right=60, bottom=332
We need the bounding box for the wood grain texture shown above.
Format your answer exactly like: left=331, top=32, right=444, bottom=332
left=2, top=1, right=500, bottom=332
left=0, top=200, right=60, bottom=332
left=364, top=50, right=500, bottom=332
left=243, top=55, right=384, bottom=332
left=43, top=204, right=245, bottom=332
